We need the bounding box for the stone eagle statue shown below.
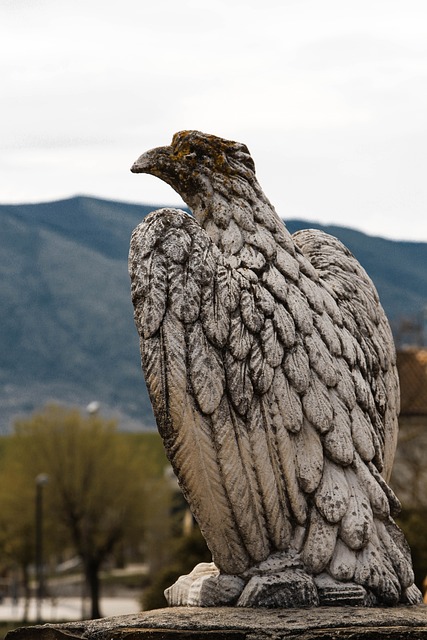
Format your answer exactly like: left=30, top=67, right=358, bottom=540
left=129, top=131, right=421, bottom=607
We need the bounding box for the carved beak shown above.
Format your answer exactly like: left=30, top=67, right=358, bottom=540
left=130, top=145, right=172, bottom=175
left=131, top=142, right=199, bottom=207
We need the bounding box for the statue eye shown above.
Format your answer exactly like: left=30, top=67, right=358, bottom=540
left=174, top=141, right=192, bottom=158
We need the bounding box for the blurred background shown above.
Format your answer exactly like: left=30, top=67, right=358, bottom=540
left=1, top=0, right=427, bottom=635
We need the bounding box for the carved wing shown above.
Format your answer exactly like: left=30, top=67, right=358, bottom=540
left=130, top=208, right=262, bottom=573
left=130, top=207, right=304, bottom=573
left=287, top=229, right=409, bottom=601
left=129, top=207, right=411, bottom=601
left=292, top=229, right=400, bottom=481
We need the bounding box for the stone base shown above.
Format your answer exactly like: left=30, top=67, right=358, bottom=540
left=6, top=605, right=427, bottom=640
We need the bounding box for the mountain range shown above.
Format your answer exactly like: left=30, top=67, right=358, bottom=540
left=1, top=196, right=426, bottom=432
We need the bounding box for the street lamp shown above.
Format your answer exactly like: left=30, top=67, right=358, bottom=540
left=35, top=473, right=49, bottom=623
left=81, top=402, right=100, bottom=619
left=86, top=401, right=100, bottom=416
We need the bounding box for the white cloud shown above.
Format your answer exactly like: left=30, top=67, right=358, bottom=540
left=1, top=0, right=427, bottom=241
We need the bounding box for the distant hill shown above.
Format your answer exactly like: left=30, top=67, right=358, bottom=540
left=1, top=196, right=426, bottom=432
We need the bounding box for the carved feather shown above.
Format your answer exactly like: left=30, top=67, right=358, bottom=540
left=248, top=398, right=292, bottom=549
left=283, top=341, right=310, bottom=393
left=340, top=467, right=374, bottom=550
left=272, top=304, right=296, bottom=349
left=217, top=263, right=241, bottom=313
left=286, top=282, right=314, bottom=335
left=170, top=399, right=249, bottom=576
left=240, top=288, right=264, bottom=334
left=368, top=462, right=401, bottom=517
left=262, top=264, right=289, bottom=303
left=372, top=373, right=388, bottom=414
left=329, top=539, right=357, bottom=581
left=352, top=368, right=376, bottom=414
left=168, top=261, right=200, bottom=324
left=224, top=351, right=253, bottom=416
left=131, top=210, right=165, bottom=258
left=375, top=520, right=414, bottom=589
left=338, top=326, right=358, bottom=368
left=200, top=277, right=230, bottom=348
left=302, top=372, right=334, bottom=433
left=254, top=284, right=276, bottom=317
left=354, top=538, right=400, bottom=604
left=323, top=393, right=354, bottom=466
left=353, top=453, right=390, bottom=518
left=211, top=398, right=270, bottom=564
left=358, top=337, right=377, bottom=375
left=274, top=422, right=308, bottom=525
left=156, top=312, right=249, bottom=574
left=211, top=194, right=232, bottom=227
left=160, top=312, right=188, bottom=428
left=314, top=459, right=350, bottom=524
left=231, top=199, right=257, bottom=232
left=318, top=284, right=343, bottom=325
left=259, top=318, right=284, bottom=368
left=275, top=244, right=300, bottom=281
left=294, top=420, right=324, bottom=493
left=350, top=404, right=376, bottom=463
left=133, top=251, right=168, bottom=338
left=220, top=218, right=244, bottom=255
left=248, top=338, right=274, bottom=394
left=239, top=244, right=266, bottom=271
left=333, top=357, right=357, bottom=410
left=302, top=507, right=338, bottom=573
left=162, top=226, right=192, bottom=263
left=140, top=333, right=166, bottom=425
left=273, top=221, right=297, bottom=255
left=188, top=322, right=225, bottom=415
left=204, top=219, right=221, bottom=246
left=378, top=319, right=398, bottom=366
left=228, top=309, right=253, bottom=360
left=245, top=224, right=276, bottom=259
left=298, top=273, right=324, bottom=313
left=273, top=368, right=303, bottom=433
left=314, top=311, right=342, bottom=356
left=304, top=332, right=338, bottom=388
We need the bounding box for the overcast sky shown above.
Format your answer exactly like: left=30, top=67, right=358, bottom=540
left=1, top=0, right=427, bottom=241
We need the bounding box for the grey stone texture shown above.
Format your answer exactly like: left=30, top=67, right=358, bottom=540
left=6, top=605, right=427, bottom=639
left=129, top=131, right=421, bottom=607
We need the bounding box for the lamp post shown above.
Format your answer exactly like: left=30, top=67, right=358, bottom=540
left=35, top=473, right=49, bottom=623
left=86, top=401, right=100, bottom=416
left=80, top=402, right=100, bottom=619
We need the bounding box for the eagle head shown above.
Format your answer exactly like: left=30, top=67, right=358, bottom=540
left=131, top=130, right=256, bottom=209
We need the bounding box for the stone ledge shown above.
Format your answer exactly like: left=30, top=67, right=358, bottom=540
left=6, top=605, right=427, bottom=640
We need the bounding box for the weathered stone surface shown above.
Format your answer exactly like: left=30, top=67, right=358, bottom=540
left=165, top=562, right=245, bottom=607
left=6, top=605, right=427, bottom=640
left=237, top=569, right=318, bottom=608
left=313, top=573, right=368, bottom=606
left=129, top=130, right=421, bottom=607
left=164, top=563, right=219, bottom=607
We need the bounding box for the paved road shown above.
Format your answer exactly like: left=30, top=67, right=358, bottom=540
left=0, top=595, right=141, bottom=623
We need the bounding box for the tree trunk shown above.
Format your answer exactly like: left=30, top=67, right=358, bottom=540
left=85, top=559, right=102, bottom=619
